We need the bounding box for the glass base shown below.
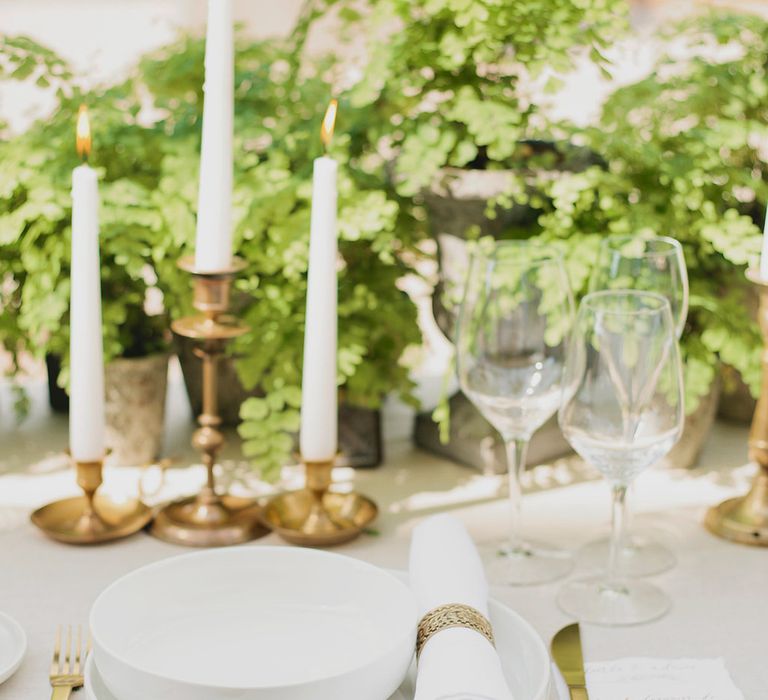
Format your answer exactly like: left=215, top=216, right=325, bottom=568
left=557, top=574, right=670, bottom=626
left=578, top=534, right=676, bottom=577
left=483, top=539, right=574, bottom=586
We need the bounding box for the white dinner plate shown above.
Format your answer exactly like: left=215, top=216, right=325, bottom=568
left=0, top=611, right=26, bottom=685
left=87, top=571, right=551, bottom=700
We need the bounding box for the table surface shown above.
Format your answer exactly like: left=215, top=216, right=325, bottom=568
left=1, top=378, right=765, bottom=699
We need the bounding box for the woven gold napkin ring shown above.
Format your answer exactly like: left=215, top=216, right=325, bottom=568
left=416, top=603, right=495, bottom=660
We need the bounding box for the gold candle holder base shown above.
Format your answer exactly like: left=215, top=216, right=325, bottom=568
left=151, top=494, right=266, bottom=547
left=706, top=269, right=768, bottom=547
left=31, top=459, right=152, bottom=545
left=705, top=483, right=768, bottom=546
left=150, top=255, right=269, bottom=547
left=262, top=459, right=378, bottom=547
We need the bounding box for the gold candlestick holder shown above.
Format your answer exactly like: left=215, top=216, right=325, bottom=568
left=262, top=457, right=378, bottom=547
left=150, top=255, right=269, bottom=547
left=31, top=456, right=152, bottom=544
left=705, top=268, right=768, bottom=546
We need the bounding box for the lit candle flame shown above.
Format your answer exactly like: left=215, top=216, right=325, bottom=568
left=76, top=104, right=91, bottom=161
left=320, top=99, right=338, bottom=150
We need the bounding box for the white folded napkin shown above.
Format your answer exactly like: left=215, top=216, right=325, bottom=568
left=409, top=514, right=515, bottom=700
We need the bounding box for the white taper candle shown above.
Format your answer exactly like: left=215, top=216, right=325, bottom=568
left=70, top=157, right=106, bottom=462
left=300, top=148, right=339, bottom=462
left=194, top=0, right=234, bottom=272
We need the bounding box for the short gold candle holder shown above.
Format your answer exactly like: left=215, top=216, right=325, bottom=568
left=150, top=255, right=270, bottom=547
left=31, top=456, right=152, bottom=544
left=705, top=268, right=768, bottom=546
left=262, top=457, right=378, bottom=547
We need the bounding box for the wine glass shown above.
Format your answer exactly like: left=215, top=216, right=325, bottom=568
left=584, top=234, right=688, bottom=577
left=558, top=290, right=684, bottom=625
left=455, top=240, right=575, bottom=585
left=590, top=234, right=688, bottom=338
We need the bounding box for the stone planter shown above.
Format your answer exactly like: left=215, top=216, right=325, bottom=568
left=416, top=378, right=721, bottom=473
left=717, top=365, right=755, bottom=424
left=45, top=354, right=69, bottom=413
left=716, top=282, right=758, bottom=424
left=175, top=335, right=383, bottom=468
left=418, top=161, right=717, bottom=472
left=104, top=353, right=170, bottom=466
left=417, top=164, right=574, bottom=470
left=424, top=167, right=541, bottom=340
left=414, top=392, right=571, bottom=474
left=661, top=377, right=721, bottom=470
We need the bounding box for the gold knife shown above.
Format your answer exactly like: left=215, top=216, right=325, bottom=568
left=551, top=622, right=589, bottom=700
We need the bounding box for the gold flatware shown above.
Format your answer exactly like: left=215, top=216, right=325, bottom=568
left=49, top=625, right=89, bottom=699
left=551, top=622, right=589, bottom=700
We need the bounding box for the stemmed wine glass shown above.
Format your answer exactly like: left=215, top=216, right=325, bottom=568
left=558, top=290, right=684, bottom=625
left=456, top=241, right=575, bottom=585
left=584, top=234, right=688, bottom=577
left=591, top=235, right=688, bottom=335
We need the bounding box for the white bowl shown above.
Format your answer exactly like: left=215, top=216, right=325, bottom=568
left=90, top=547, right=417, bottom=700
left=87, top=584, right=552, bottom=700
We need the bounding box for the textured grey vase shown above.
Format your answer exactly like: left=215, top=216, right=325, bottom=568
left=105, top=353, right=170, bottom=466
left=414, top=392, right=572, bottom=474
left=661, top=377, right=721, bottom=470
left=717, top=365, right=755, bottom=424
left=424, top=167, right=540, bottom=340
left=416, top=380, right=720, bottom=473
left=418, top=167, right=570, bottom=471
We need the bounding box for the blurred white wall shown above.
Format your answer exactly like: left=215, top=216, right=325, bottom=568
left=3, top=0, right=768, bottom=134
left=0, top=0, right=304, bottom=132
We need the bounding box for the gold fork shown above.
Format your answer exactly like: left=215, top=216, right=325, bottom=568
left=49, top=625, right=89, bottom=699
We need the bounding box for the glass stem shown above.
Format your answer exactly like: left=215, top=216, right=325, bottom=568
left=504, top=438, right=529, bottom=553
left=607, top=483, right=628, bottom=591
left=621, top=483, right=634, bottom=551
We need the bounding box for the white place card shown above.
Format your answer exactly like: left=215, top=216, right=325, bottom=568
left=553, top=657, right=744, bottom=700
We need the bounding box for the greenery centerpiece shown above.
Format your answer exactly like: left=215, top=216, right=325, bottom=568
left=0, top=24, right=422, bottom=476
left=320, top=0, right=626, bottom=470
left=531, top=12, right=767, bottom=422
left=324, top=4, right=767, bottom=468
left=0, top=36, right=172, bottom=464
left=445, top=11, right=766, bottom=466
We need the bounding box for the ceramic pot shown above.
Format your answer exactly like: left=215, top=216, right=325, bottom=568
left=717, top=281, right=758, bottom=424
left=104, top=353, right=170, bottom=466
left=661, top=376, right=721, bottom=470
left=717, top=365, right=755, bottom=424
left=416, top=163, right=574, bottom=471
left=45, top=354, right=69, bottom=413
left=414, top=392, right=571, bottom=474
left=417, top=378, right=721, bottom=473
left=424, top=167, right=541, bottom=340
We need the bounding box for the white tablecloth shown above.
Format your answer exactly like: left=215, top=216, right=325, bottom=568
left=1, top=381, right=765, bottom=699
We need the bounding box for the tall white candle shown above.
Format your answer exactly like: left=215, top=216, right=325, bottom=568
left=760, top=209, right=768, bottom=279
left=194, top=0, right=234, bottom=272
left=300, top=102, right=339, bottom=462
left=69, top=106, right=106, bottom=462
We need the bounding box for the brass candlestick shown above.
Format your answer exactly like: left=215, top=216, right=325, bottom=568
left=31, top=457, right=152, bottom=544
left=705, top=268, right=768, bottom=546
left=150, top=255, right=269, bottom=547
left=262, top=457, right=378, bottom=547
